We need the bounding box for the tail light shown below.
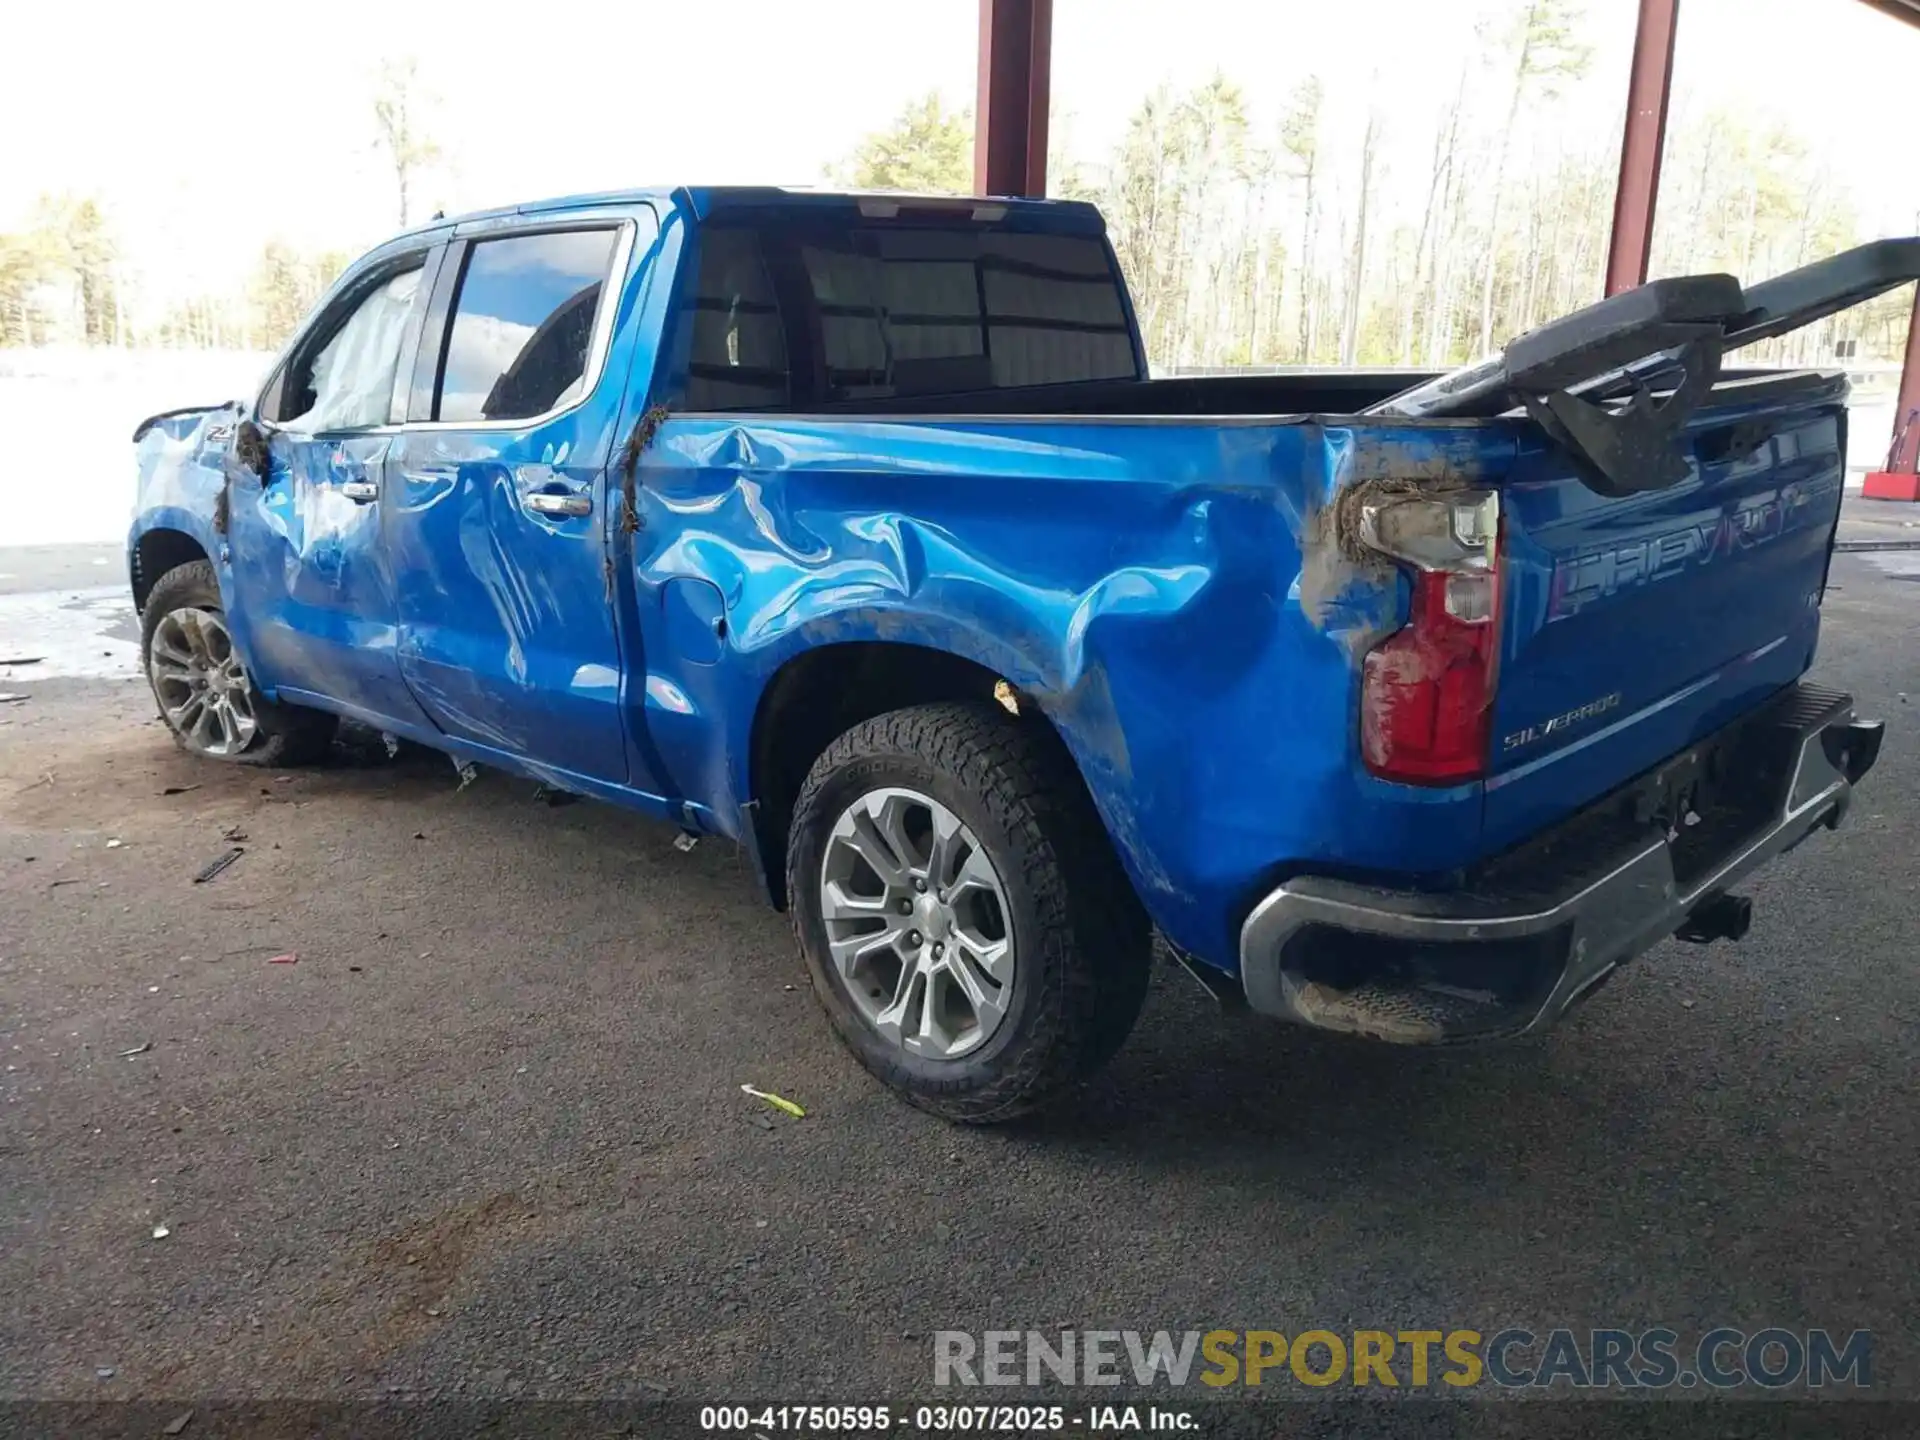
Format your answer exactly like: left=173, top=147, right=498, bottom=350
left=1358, top=490, right=1502, bottom=786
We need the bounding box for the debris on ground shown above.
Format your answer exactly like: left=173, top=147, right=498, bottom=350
left=674, top=833, right=699, bottom=853
left=220, top=824, right=247, bottom=842
left=120, top=1042, right=153, bottom=1058
left=0, top=656, right=45, bottom=666
left=266, top=953, right=298, bottom=965
left=454, top=760, right=479, bottom=792
left=531, top=784, right=580, bottom=808
left=106, top=838, right=124, bottom=849
left=94, top=1367, right=114, bottom=1380
left=161, top=785, right=201, bottom=796
left=751, top=1114, right=776, bottom=1131
left=48, top=878, right=80, bottom=888
left=163, top=1411, right=194, bottom=1436
left=151, top=1224, right=170, bottom=1240
left=0, top=693, right=27, bottom=704
left=191, top=848, right=244, bottom=884
left=383, top=732, right=402, bottom=759
left=740, top=1084, right=806, bottom=1119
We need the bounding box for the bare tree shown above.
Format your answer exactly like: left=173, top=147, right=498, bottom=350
left=373, top=58, right=444, bottom=229
left=1475, top=0, right=1591, bottom=356
left=1278, top=77, right=1323, bottom=363
left=1340, top=108, right=1381, bottom=365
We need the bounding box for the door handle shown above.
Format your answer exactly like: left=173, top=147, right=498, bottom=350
left=342, top=480, right=378, bottom=503
left=525, top=491, right=592, bottom=517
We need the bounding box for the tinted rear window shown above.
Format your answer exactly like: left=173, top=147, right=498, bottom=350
left=679, top=220, right=1137, bottom=410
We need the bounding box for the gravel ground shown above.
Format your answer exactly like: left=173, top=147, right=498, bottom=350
left=0, top=543, right=1915, bottom=1435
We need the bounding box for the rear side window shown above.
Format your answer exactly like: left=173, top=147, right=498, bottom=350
left=436, top=229, right=619, bottom=423
left=681, top=227, right=791, bottom=412
left=676, top=220, right=1137, bottom=410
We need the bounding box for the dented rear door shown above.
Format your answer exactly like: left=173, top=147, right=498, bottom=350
left=386, top=216, right=644, bottom=786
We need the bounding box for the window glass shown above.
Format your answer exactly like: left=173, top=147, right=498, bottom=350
left=680, top=221, right=1137, bottom=410
left=679, top=227, right=791, bottom=411
left=437, top=229, right=618, bottom=423
left=282, top=264, right=423, bottom=432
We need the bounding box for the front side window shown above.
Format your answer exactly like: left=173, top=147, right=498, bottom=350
left=280, top=263, right=424, bottom=432
left=436, top=229, right=620, bottom=424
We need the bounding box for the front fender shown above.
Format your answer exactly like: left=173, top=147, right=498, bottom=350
left=128, top=404, right=286, bottom=682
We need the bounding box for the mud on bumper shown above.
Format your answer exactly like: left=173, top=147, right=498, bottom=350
left=1238, top=683, right=1883, bottom=1043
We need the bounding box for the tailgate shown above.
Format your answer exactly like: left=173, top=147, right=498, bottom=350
left=1483, top=374, right=1846, bottom=849
left=1359, top=236, right=1919, bottom=853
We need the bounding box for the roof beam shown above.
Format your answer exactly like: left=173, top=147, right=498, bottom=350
left=1859, top=0, right=1920, bottom=28
left=1605, top=0, right=1681, bottom=295
left=973, top=0, right=1053, bottom=197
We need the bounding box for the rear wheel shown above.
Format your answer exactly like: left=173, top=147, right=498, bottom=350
left=141, top=560, right=337, bottom=767
left=788, top=702, right=1151, bottom=1123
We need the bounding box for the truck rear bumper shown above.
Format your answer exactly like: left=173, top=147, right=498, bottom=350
left=1238, top=683, right=1883, bottom=1043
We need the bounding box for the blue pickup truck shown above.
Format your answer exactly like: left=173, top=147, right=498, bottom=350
left=131, top=187, right=1892, bottom=1120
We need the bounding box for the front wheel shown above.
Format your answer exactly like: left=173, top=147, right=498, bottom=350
left=787, top=702, right=1151, bottom=1123
left=141, top=560, right=337, bottom=766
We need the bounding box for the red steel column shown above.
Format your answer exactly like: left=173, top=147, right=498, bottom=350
left=1605, top=0, right=1681, bottom=295
left=1863, top=285, right=1920, bottom=498
left=973, top=0, right=1053, bottom=197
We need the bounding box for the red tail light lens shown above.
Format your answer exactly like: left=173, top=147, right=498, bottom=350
left=1358, top=492, right=1502, bottom=786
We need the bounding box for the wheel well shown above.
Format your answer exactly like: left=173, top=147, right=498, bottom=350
left=131, top=529, right=209, bottom=613
left=749, top=643, right=1063, bottom=909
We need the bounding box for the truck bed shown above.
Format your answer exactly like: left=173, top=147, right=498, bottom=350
left=795, top=366, right=1828, bottom=421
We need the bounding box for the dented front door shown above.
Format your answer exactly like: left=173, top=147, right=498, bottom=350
left=225, top=430, right=437, bottom=731
left=222, top=248, right=441, bottom=732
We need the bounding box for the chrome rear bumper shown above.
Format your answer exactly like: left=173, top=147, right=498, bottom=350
left=1238, top=683, right=1882, bottom=1043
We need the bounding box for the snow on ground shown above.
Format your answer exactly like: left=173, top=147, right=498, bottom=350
left=0, top=349, right=272, bottom=548
left=0, top=587, right=142, bottom=682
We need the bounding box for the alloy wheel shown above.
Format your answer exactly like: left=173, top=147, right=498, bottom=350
left=148, top=606, right=259, bottom=758
left=818, top=786, right=1016, bottom=1060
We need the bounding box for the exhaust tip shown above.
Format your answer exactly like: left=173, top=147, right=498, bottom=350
left=1676, top=893, right=1752, bottom=945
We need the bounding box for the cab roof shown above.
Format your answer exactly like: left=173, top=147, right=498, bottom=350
left=399, top=185, right=1105, bottom=239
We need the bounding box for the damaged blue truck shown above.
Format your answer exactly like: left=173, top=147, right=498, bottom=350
left=130, top=187, right=1893, bottom=1120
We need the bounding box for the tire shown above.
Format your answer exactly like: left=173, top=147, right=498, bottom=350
left=788, top=701, right=1151, bottom=1123
left=141, top=560, right=337, bottom=767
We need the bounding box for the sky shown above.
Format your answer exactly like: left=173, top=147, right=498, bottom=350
left=7, top=0, right=1920, bottom=316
